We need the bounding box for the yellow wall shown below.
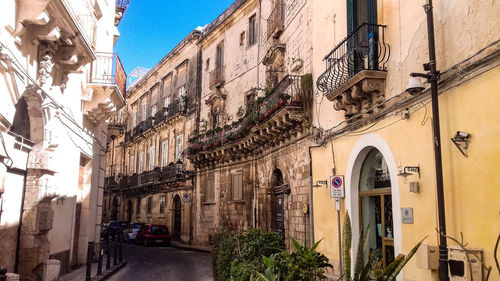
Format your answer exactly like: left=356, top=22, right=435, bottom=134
left=312, top=67, right=500, bottom=280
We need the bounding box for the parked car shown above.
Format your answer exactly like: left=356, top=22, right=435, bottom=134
left=135, top=224, right=171, bottom=246
left=101, top=220, right=125, bottom=239
left=123, top=223, right=145, bottom=242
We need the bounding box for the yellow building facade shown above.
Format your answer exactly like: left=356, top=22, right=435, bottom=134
left=310, top=0, right=500, bottom=280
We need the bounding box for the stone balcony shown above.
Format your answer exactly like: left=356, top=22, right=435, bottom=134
left=85, top=52, right=127, bottom=124
left=209, top=66, right=225, bottom=89
left=105, top=164, right=193, bottom=196
left=125, top=97, right=187, bottom=144
left=188, top=75, right=311, bottom=167
left=316, top=23, right=390, bottom=119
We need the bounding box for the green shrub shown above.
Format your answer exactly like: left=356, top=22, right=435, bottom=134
left=212, top=230, right=240, bottom=281
left=212, top=229, right=285, bottom=281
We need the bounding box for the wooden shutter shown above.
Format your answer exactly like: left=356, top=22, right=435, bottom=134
left=162, top=141, right=169, bottom=166
left=176, top=134, right=184, bottom=161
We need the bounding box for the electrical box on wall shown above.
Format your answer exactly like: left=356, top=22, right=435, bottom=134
left=417, top=244, right=439, bottom=270
left=448, top=246, right=483, bottom=281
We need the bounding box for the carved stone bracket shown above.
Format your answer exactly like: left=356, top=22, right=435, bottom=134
left=328, top=70, right=387, bottom=119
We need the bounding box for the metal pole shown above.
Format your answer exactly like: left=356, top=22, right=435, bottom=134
left=97, top=238, right=103, bottom=275
left=85, top=241, right=94, bottom=281
left=106, top=237, right=111, bottom=270
left=113, top=235, right=118, bottom=266
left=336, top=198, right=343, bottom=276
left=118, top=235, right=123, bottom=262
left=425, top=1, right=449, bottom=280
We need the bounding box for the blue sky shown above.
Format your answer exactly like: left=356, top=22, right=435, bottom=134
left=115, top=0, right=234, bottom=75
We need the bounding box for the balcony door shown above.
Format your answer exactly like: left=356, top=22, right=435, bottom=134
left=347, top=0, right=379, bottom=74
left=271, top=169, right=285, bottom=240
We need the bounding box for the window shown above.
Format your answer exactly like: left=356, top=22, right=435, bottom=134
left=162, top=140, right=169, bottom=166
left=178, top=85, right=186, bottom=97
left=240, top=31, right=245, bottom=46
left=232, top=173, right=243, bottom=201
left=205, top=58, right=210, bottom=71
left=159, top=196, right=166, bottom=214
left=151, top=104, right=157, bottom=117
left=132, top=111, right=137, bottom=127
left=164, top=96, right=170, bottom=108
left=138, top=151, right=144, bottom=173
left=248, top=14, right=257, bottom=46
left=148, top=146, right=155, bottom=170
left=216, top=44, right=224, bottom=69
left=175, top=134, right=184, bottom=161
left=147, top=197, right=152, bottom=215
left=205, top=177, right=215, bottom=203
left=136, top=198, right=141, bottom=216
left=129, top=155, right=135, bottom=174
left=142, top=103, right=147, bottom=121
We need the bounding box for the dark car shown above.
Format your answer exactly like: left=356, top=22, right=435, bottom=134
left=136, top=224, right=171, bottom=246
left=101, top=220, right=125, bottom=239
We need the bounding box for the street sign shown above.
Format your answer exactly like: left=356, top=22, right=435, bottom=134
left=330, top=175, right=345, bottom=198
left=183, top=193, right=191, bottom=202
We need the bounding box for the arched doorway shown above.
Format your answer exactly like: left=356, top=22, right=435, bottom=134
left=345, top=133, right=402, bottom=273
left=359, top=148, right=394, bottom=267
left=127, top=200, right=133, bottom=222
left=173, top=195, right=181, bottom=240
left=271, top=169, right=285, bottom=239
left=111, top=197, right=118, bottom=221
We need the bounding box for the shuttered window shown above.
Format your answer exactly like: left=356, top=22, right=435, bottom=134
left=138, top=152, right=144, bottom=173
left=159, top=196, right=166, bottom=214
left=248, top=14, right=257, bottom=46
left=162, top=140, right=169, bottom=166
left=232, top=173, right=243, bottom=201
left=147, top=197, right=152, bottom=215
left=175, top=134, right=184, bottom=161
left=205, top=177, right=215, bottom=203
left=148, top=146, right=155, bottom=170
left=129, top=155, right=135, bottom=174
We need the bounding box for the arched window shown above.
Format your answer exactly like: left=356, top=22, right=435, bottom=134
left=359, top=148, right=394, bottom=267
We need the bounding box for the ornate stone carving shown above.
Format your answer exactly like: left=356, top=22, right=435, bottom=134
left=328, top=70, right=387, bottom=119
left=38, top=42, right=55, bottom=90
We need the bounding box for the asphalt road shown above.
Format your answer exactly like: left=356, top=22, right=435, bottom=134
left=107, top=243, right=214, bottom=281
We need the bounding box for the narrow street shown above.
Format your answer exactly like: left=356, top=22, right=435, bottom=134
left=107, top=244, right=213, bottom=281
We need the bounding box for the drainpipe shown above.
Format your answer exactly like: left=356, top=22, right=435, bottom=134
left=14, top=164, right=28, bottom=273
left=307, top=142, right=322, bottom=247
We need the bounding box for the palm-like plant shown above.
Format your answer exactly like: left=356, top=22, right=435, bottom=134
left=340, top=212, right=424, bottom=281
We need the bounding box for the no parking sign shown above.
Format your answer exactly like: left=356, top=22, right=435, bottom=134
left=330, top=175, right=345, bottom=198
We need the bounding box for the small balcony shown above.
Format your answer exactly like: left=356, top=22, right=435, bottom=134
left=316, top=23, right=390, bottom=118
left=114, top=164, right=193, bottom=195
left=209, top=66, right=225, bottom=89
left=85, top=52, right=127, bottom=124
left=188, top=75, right=310, bottom=167
left=267, top=1, right=285, bottom=39
left=125, top=97, right=187, bottom=143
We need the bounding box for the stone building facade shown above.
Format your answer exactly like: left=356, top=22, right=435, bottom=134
left=309, top=0, right=500, bottom=280
left=102, top=30, right=201, bottom=244
left=188, top=0, right=316, bottom=248
left=0, top=0, right=128, bottom=279
left=102, top=0, right=318, bottom=250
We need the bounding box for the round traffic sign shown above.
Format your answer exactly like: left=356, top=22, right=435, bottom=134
left=332, top=177, right=343, bottom=188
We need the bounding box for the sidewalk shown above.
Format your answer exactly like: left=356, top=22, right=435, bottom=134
left=170, top=241, right=212, bottom=253
left=59, top=255, right=127, bottom=281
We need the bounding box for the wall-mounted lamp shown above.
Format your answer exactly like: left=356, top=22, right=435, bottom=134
left=397, top=166, right=420, bottom=178
left=451, top=131, right=470, bottom=157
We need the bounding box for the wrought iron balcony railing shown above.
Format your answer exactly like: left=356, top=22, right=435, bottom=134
left=267, top=1, right=285, bottom=39
left=209, top=66, right=225, bottom=89
left=316, top=23, right=390, bottom=96
left=88, top=52, right=127, bottom=97
left=188, top=75, right=304, bottom=154
left=115, top=165, right=190, bottom=192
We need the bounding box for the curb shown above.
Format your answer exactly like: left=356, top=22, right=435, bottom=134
left=170, top=242, right=212, bottom=253
left=92, top=261, right=127, bottom=281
